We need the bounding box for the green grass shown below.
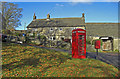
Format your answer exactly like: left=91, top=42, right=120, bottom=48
left=2, top=43, right=118, bottom=77
left=86, top=49, right=119, bottom=54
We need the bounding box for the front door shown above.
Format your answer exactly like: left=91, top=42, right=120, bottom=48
left=78, top=35, right=85, bottom=56
left=103, top=40, right=112, bottom=51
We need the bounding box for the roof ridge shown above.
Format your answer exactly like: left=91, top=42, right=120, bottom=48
left=35, top=17, right=83, bottom=20
left=85, top=22, right=120, bottom=24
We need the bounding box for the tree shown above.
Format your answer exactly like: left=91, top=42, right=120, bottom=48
left=2, top=2, right=23, bottom=30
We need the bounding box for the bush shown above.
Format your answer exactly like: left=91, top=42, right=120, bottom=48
left=25, top=36, right=31, bottom=43
left=92, top=40, right=95, bottom=45
left=40, top=35, right=46, bottom=39
left=86, top=39, right=91, bottom=44
left=115, top=49, right=119, bottom=52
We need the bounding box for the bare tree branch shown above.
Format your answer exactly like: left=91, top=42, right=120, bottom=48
left=2, top=2, right=23, bottom=30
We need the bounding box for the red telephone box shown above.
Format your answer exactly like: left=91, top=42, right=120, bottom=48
left=72, top=29, right=86, bottom=59
left=95, top=40, right=101, bottom=49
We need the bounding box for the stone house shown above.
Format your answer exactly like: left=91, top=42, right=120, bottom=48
left=27, top=13, right=119, bottom=51
left=27, top=13, right=85, bottom=46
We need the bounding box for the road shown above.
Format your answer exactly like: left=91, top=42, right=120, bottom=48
left=86, top=52, right=119, bottom=68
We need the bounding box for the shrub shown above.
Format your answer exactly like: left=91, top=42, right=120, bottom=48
left=25, top=36, right=31, bottom=43
left=86, top=39, right=91, bottom=44
left=40, top=35, right=46, bottom=39
left=115, top=49, right=119, bottom=52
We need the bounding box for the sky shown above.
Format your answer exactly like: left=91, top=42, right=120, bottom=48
left=1, top=1, right=119, bottom=30
left=1, top=0, right=120, bottom=2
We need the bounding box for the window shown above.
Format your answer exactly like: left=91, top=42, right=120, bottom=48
left=73, top=31, right=76, bottom=33
left=35, top=29, right=38, bottom=31
left=29, top=33, right=33, bottom=36
left=50, top=28, right=53, bottom=31
left=53, top=37, right=56, bottom=40
left=78, top=31, right=85, bottom=33
left=49, top=37, right=56, bottom=40
left=50, top=37, right=52, bottom=40
left=59, top=28, right=62, bottom=31
left=61, top=36, right=64, bottom=41
left=61, top=37, right=64, bottom=40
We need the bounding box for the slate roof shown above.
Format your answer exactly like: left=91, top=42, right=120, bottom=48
left=27, top=17, right=85, bottom=28
left=86, top=23, right=118, bottom=37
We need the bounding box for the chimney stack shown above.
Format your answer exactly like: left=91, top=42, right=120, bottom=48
left=47, top=13, right=50, bottom=19
left=33, top=13, right=36, bottom=20
left=82, top=13, right=85, bottom=18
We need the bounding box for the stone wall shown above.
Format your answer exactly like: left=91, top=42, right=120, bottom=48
left=27, top=26, right=85, bottom=41
left=113, top=38, right=120, bottom=51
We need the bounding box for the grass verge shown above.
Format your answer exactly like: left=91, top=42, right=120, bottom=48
left=2, top=42, right=118, bottom=77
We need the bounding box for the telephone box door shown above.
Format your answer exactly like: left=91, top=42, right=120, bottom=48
left=78, top=35, right=85, bottom=56
left=77, top=30, right=86, bottom=58
left=72, top=29, right=86, bottom=59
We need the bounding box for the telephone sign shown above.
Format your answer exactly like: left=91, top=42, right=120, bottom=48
left=72, top=29, right=86, bottom=59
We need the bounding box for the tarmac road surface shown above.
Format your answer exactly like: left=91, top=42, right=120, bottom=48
left=86, top=52, right=119, bottom=68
